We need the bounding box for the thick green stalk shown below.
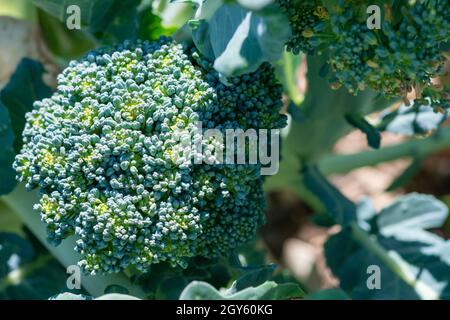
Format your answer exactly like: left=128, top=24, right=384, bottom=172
left=2, top=184, right=146, bottom=298
left=319, top=126, right=450, bottom=175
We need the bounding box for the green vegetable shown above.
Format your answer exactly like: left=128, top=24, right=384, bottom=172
left=14, top=36, right=286, bottom=275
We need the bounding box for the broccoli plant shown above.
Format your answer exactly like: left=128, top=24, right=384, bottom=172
left=0, top=0, right=449, bottom=301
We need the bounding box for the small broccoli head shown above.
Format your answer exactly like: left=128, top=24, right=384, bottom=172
left=279, top=0, right=450, bottom=106
left=14, top=37, right=286, bottom=274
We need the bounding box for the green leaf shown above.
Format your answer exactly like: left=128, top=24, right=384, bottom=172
left=156, top=276, right=189, bottom=300
left=196, top=264, right=232, bottom=289
left=137, top=4, right=177, bottom=41
left=325, top=193, right=450, bottom=300
left=179, top=280, right=304, bottom=300
left=377, top=193, right=448, bottom=236
left=0, top=232, right=70, bottom=299
left=190, top=19, right=215, bottom=61
left=236, top=0, right=274, bottom=11
left=32, top=0, right=112, bottom=26
left=234, top=241, right=268, bottom=266
left=199, top=3, right=290, bottom=78
left=379, top=104, right=448, bottom=136
left=230, top=264, right=276, bottom=292
left=50, top=292, right=140, bottom=300
left=134, top=258, right=228, bottom=299
left=261, top=282, right=305, bottom=300
left=37, top=9, right=96, bottom=59
left=355, top=197, right=377, bottom=231
left=0, top=101, right=16, bottom=195
left=1, top=58, right=51, bottom=153
left=49, top=292, right=91, bottom=300
left=169, top=0, right=203, bottom=7
left=0, top=97, right=14, bottom=149
left=0, top=58, right=50, bottom=195
left=0, top=233, right=34, bottom=278
left=104, top=284, right=129, bottom=295
left=179, top=281, right=224, bottom=299
left=95, top=0, right=141, bottom=43
left=95, top=293, right=140, bottom=300
left=156, top=1, right=196, bottom=29
left=345, top=113, right=381, bottom=149
left=302, top=165, right=357, bottom=226
left=32, top=0, right=142, bottom=43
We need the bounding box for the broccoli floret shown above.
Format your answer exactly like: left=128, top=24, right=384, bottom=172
left=326, top=0, right=450, bottom=99
left=14, top=37, right=286, bottom=274
left=278, top=0, right=327, bottom=54
left=279, top=0, right=450, bottom=107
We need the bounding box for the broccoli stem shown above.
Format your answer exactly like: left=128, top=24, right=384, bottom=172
left=319, top=125, right=450, bottom=175
left=1, top=184, right=146, bottom=298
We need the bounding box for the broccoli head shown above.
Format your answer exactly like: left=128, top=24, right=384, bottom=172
left=14, top=37, right=286, bottom=274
